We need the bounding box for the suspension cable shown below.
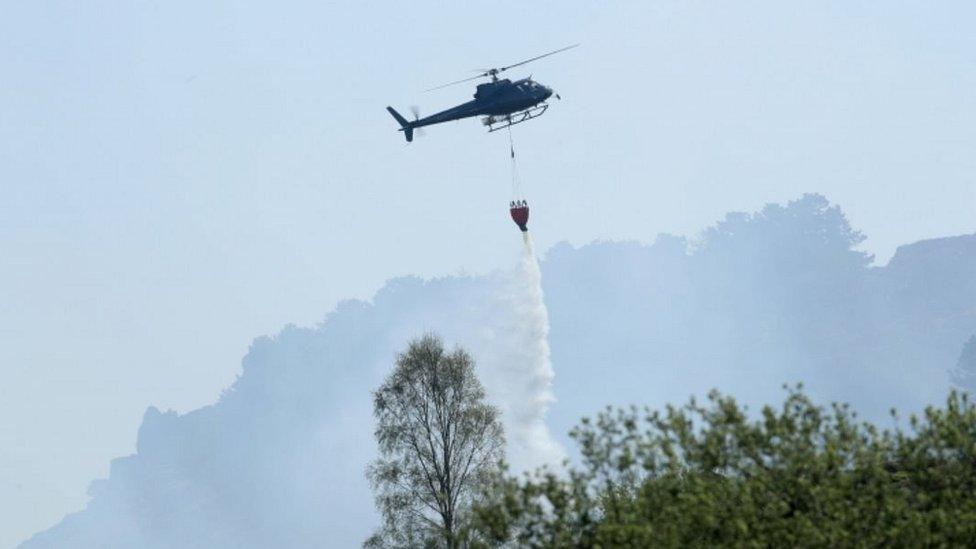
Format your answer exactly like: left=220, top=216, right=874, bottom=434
left=508, top=125, right=523, bottom=200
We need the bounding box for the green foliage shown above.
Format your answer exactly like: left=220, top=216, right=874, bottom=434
left=367, top=334, right=505, bottom=549
left=473, top=386, right=976, bottom=548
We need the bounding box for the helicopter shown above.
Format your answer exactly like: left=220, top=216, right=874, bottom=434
left=386, top=44, right=577, bottom=142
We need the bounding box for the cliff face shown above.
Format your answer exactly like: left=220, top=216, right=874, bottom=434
left=882, top=234, right=976, bottom=318
left=21, top=197, right=976, bottom=548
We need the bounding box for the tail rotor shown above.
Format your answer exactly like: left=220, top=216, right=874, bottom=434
left=410, top=106, right=426, bottom=138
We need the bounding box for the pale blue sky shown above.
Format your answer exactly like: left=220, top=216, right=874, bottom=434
left=2, top=1, right=975, bottom=546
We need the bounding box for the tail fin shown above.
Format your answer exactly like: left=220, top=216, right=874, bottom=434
left=386, top=106, right=414, bottom=142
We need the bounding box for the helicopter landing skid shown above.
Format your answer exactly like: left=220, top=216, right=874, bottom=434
left=483, top=104, right=549, bottom=132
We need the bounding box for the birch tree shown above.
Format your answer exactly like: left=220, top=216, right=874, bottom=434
left=366, top=334, right=504, bottom=548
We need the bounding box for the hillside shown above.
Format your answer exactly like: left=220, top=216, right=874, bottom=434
left=22, top=195, right=976, bottom=548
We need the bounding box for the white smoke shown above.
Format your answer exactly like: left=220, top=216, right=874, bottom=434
left=24, top=198, right=976, bottom=547
left=22, top=229, right=567, bottom=548
left=461, top=233, right=564, bottom=472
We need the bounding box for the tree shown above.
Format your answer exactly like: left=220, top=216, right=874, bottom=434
left=367, top=334, right=505, bottom=548
left=473, top=386, right=976, bottom=547
left=950, top=334, right=976, bottom=393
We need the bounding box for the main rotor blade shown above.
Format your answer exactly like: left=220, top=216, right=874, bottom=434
left=497, top=43, right=579, bottom=74
left=424, top=73, right=486, bottom=92
left=421, top=44, right=578, bottom=92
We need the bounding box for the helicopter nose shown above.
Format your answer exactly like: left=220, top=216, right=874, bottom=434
left=544, top=86, right=554, bottom=99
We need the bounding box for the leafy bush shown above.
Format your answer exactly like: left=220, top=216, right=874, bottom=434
left=474, top=386, right=976, bottom=548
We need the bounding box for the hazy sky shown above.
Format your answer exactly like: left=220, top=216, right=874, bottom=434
left=3, top=1, right=975, bottom=546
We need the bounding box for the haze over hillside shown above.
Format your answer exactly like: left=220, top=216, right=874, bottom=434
left=21, top=195, right=976, bottom=548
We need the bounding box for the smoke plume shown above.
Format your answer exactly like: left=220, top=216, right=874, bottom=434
left=23, top=195, right=976, bottom=548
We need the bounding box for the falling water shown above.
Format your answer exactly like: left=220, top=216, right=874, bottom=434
left=470, top=232, right=564, bottom=472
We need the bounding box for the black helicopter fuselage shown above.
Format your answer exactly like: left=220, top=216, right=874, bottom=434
left=387, top=78, right=553, bottom=142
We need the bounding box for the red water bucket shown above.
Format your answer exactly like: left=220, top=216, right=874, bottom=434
left=510, top=205, right=529, bottom=232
